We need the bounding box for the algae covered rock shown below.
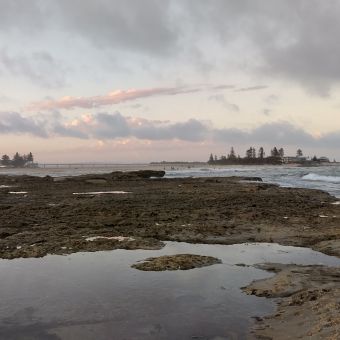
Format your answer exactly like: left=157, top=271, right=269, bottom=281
left=132, top=254, right=221, bottom=271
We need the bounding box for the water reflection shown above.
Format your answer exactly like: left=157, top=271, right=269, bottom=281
left=0, top=242, right=339, bottom=339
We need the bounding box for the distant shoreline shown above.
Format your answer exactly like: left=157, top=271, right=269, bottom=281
left=1, top=161, right=339, bottom=172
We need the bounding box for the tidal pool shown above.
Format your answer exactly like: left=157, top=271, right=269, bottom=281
left=0, top=242, right=339, bottom=340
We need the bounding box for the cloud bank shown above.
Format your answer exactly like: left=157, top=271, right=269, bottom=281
left=1, top=1, right=340, bottom=94
left=0, top=49, right=66, bottom=88
left=1, top=111, right=339, bottom=150
left=0, top=112, right=47, bottom=137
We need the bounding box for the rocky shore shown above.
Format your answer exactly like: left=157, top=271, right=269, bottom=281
left=1, top=170, right=340, bottom=338
left=131, top=254, right=222, bottom=271
left=244, top=264, right=340, bottom=339
left=1, top=170, right=339, bottom=259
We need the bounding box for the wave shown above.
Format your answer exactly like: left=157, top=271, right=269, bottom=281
left=302, top=173, right=340, bottom=183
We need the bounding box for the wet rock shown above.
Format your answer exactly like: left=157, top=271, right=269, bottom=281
left=238, top=176, right=263, bottom=182
left=0, top=173, right=339, bottom=259
left=133, top=170, right=165, bottom=178
left=111, top=170, right=165, bottom=180
left=85, top=179, right=108, bottom=185
left=131, top=254, right=221, bottom=271
left=243, top=263, right=340, bottom=339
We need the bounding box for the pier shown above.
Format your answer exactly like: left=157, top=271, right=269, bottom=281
left=37, top=163, right=137, bottom=169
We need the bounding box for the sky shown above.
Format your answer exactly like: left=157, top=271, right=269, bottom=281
left=1, top=0, right=340, bottom=163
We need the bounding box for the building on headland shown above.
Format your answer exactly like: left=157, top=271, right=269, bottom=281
left=282, top=155, right=331, bottom=164
left=282, top=156, right=307, bottom=164
left=319, top=156, right=330, bottom=163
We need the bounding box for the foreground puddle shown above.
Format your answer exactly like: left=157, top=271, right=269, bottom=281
left=0, top=242, right=339, bottom=339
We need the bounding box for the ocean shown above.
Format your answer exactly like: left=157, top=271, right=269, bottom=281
left=1, top=164, right=339, bottom=198
left=166, top=164, right=340, bottom=198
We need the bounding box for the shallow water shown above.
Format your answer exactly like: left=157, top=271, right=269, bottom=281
left=0, top=242, right=339, bottom=340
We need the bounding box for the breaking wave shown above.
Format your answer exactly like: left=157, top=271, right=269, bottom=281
left=302, top=173, right=340, bottom=183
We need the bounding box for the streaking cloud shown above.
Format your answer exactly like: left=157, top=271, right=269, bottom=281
left=27, top=84, right=238, bottom=111
left=28, top=87, right=202, bottom=111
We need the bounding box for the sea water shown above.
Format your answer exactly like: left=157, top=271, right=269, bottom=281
left=0, top=242, right=339, bottom=339
left=166, top=164, right=340, bottom=198
left=1, top=164, right=339, bottom=197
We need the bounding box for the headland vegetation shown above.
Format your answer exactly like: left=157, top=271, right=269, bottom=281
left=207, top=146, right=333, bottom=165
left=0, top=152, right=35, bottom=168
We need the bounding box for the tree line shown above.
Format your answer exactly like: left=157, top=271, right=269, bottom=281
left=208, top=147, right=304, bottom=165
left=1, top=152, right=34, bottom=167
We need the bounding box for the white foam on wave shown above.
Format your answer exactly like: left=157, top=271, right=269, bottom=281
left=9, top=191, right=28, bottom=194
left=85, top=236, right=135, bottom=242
left=73, top=191, right=131, bottom=195
left=0, top=185, right=12, bottom=188
left=302, top=173, right=340, bottom=183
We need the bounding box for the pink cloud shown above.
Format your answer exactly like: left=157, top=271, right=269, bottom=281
left=27, top=87, right=200, bottom=111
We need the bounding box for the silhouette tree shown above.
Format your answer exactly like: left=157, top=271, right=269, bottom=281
left=12, top=152, right=25, bottom=167
left=296, top=149, right=303, bottom=157
left=278, top=148, right=284, bottom=157
left=246, top=147, right=253, bottom=159
left=251, top=147, right=256, bottom=159
left=228, top=147, right=236, bottom=159
left=208, top=153, right=214, bottom=163
left=1, top=154, right=10, bottom=166
left=26, top=152, right=34, bottom=162
left=271, top=147, right=279, bottom=157
left=258, top=147, right=265, bottom=159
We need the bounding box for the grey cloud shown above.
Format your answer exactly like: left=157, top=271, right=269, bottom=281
left=250, top=122, right=316, bottom=145
left=52, top=125, right=89, bottom=139
left=0, top=111, right=47, bottom=137
left=134, top=118, right=208, bottom=142
left=93, top=113, right=131, bottom=139
left=55, top=0, right=177, bottom=56
left=213, top=122, right=317, bottom=146
left=235, top=86, right=268, bottom=92
left=209, top=85, right=236, bottom=91
left=0, top=111, right=209, bottom=142
left=209, top=94, right=240, bottom=112
left=1, top=111, right=340, bottom=150
left=88, top=113, right=208, bottom=142
left=265, top=95, right=279, bottom=105
left=2, top=1, right=339, bottom=93
left=0, top=0, right=45, bottom=33
left=0, top=49, right=67, bottom=88
left=186, top=0, right=340, bottom=95
left=0, top=1, right=177, bottom=58
left=318, top=131, right=340, bottom=146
